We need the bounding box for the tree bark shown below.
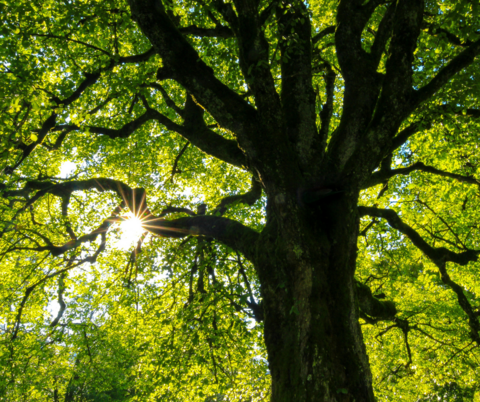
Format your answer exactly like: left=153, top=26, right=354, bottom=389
left=254, top=190, right=374, bottom=401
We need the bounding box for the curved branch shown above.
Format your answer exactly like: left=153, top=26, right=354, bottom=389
left=413, top=38, right=480, bottom=108
left=54, top=104, right=246, bottom=168
left=312, top=25, right=335, bottom=45
left=359, top=206, right=480, bottom=344
left=389, top=119, right=432, bottom=152
left=144, top=215, right=259, bottom=262
left=358, top=206, right=480, bottom=266
left=10, top=178, right=259, bottom=261
left=364, top=161, right=480, bottom=189
left=50, top=272, right=67, bottom=328
left=212, top=177, right=262, bottom=216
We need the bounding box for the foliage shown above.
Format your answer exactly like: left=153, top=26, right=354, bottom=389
left=0, top=0, right=480, bottom=400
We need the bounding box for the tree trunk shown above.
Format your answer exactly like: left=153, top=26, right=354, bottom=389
left=255, top=190, right=374, bottom=401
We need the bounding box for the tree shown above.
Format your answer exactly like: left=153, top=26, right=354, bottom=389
left=1, top=0, right=480, bottom=400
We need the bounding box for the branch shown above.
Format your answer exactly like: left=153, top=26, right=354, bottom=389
left=212, top=177, right=262, bottom=216
left=327, top=0, right=387, bottom=171
left=158, top=206, right=196, bottom=218
left=9, top=178, right=260, bottom=261
left=178, top=25, right=234, bottom=38
left=312, top=25, right=335, bottom=45
left=359, top=206, right=480, bottom=344
left=169, top=141, right=190, bottom=182
left=127, top=0, right=259, bottom=154
left=50, top=272, right=67, bottom=328
left=335, top=0, right=377, bottom=81
left=143, top=83, right=184, bottom=117
left=358, top=207, right=480, bottom=266
left=369, top=2, right=395, bottom=66
left=413, top=38, right=480, bottom=108
left=30, top=33, right=112, bottom=57
left=237, top=252, right=263, bottom=322
left=373, top=0, right=423, bottom=122
left=51, top=47, right=156, bottom=108
left=5, top=112, right=57, bottom=174
left=11, top=245, right=105, bottom=340
left=226, top=0, right=281, bottom=129
left=5, top=47, right=157, bottom=173
left=364, top=161, right=480, bottom=189
left=356, top=281, right=397, bottom=321
left=143, top=215, right=260, bottom=262
left=54, top=101, right=246, bottom=168
left=438, top=104, right=480, bottom=119
left=384, top=106, right=479, bottom=157
left=423, top=22, right=473, bottom=47
left=390, top=119, right=432, bottom=152
left=277, top=1, right=318, bottom=165
left=55, top=71, right=101, bottom=107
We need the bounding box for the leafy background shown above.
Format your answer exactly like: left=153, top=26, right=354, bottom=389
left=1, top=0, right=480, bottom=400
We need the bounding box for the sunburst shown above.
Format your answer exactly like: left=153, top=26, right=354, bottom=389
left=116, top=212, right=146, bottom=250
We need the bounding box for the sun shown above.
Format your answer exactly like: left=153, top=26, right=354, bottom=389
left=117, top=212, right=145, bottom=249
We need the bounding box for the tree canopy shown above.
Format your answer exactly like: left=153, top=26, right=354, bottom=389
left=1, top=0, right=480, bottom=400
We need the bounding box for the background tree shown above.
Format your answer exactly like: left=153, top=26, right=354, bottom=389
left=1, top=0, right=480, bottom=400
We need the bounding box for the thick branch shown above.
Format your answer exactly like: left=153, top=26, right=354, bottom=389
left=326, top=0, right=387, bottom=172
left=413, top=38, right=480, bottom=108
left=10, top=178, right=259, bottom=261
left=318, top=62, right=336, bottom=145
left=230, top=0, right=281, bottom=130
left=127, top=0, right=258, bottom=154
left=277, top=0, right=317, bottom=161
left=147, top=215, right=259, bottom=261
left=335, top=0, right=381, bottom=80
left=369, top=2, right=395, bottom=66
left=373, top=0, right=423, bottom=122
